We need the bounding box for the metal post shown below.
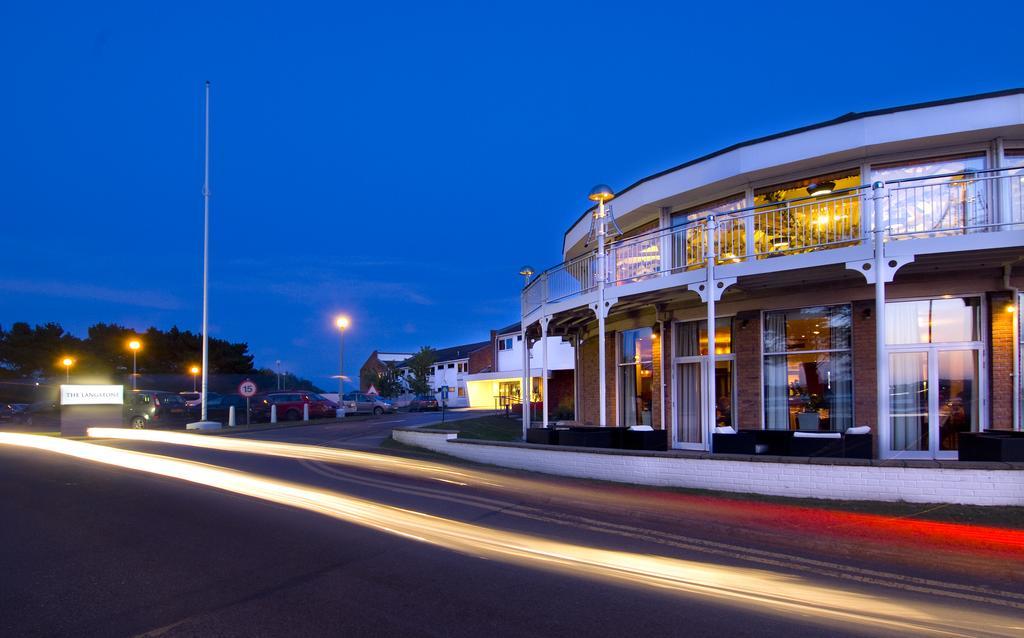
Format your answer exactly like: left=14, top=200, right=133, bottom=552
left=338, top=329, right=346, bottom=419
left=200, top=81, right=211, bottom=423
left=521, top=325, right=530, bottom=436
left=541, top=317, right=549, bottom=428
left=873, top=181, right=889, bottom=455
left=132, top=351, right=137, bottom=391
left=597, top=199, right=608, bottom=427
left=705, top=215, right=717, bottom=450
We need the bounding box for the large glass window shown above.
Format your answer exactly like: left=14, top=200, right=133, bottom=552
left=1005, top=151, right=1024, bottom=227
left=763, top=306, right=853, bottom=432
left=885, top=297, right=982, bottom=456
left=752, top=170, right=861, bottom=257
left=670, top=194, right=747, bottom=269
left=874, top=154, right=987, bottom=236
left=885, top=298, right=981, bottom=344
left=619, top=328, right=653, bottom=426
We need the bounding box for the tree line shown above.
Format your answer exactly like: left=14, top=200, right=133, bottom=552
left=0, top=321, right=255, bottom=378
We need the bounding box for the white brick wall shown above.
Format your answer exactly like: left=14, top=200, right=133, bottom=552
left=392, top=430, right=1024, bottom=506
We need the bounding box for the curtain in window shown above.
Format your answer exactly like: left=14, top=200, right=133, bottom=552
left=829, top=309, right=853, bottom=431
left=887, top=302, right=929, bottom=451
left=675, top=322, right=702, bottom=443
left=764, top=312, right=789, bottom=430
left=621, top=365, right=638, bottom=426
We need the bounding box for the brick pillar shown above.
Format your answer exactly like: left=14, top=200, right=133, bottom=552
left=605, top=332, right=617, bottom=426
left=852, top=299, right=877, bottom=430
left=734, top=310, right=761, bottom=429
left=578, top=334, right=599, bottom=425
left=989, top=292, right=1016, bottom=431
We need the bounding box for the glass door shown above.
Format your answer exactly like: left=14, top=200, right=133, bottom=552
left=672, top=318, right=735, bottom=449
left=888, top=347, right=980, bottom=458
left=889, top=351, right=929, bottom=455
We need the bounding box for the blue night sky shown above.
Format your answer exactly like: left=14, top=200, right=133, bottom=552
left=2, top=1, right=1022, bottom=388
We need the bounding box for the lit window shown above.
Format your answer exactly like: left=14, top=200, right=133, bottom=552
left=763, top=306, right=852, bottom=432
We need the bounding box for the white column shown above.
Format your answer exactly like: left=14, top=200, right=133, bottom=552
left=873, top=181, right=889, bottom=455
left=521, top=325, right=530, bottom=435
left=705, top=215, right=717, bottom=451
left=541, top=317, right=550, bottom=428
left=597, top=199, right=609, bottom=427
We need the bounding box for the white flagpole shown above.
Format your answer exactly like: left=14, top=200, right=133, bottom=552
left=200, top=80, right=211, bottom=423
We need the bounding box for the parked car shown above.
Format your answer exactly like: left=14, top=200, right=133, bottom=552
left=342, top=392, right=395, bottom=416
left=179, top=391, right=220, bottom=408
left=1, top=403, right=28, bottom=421
left=408, top=394, right=440, bottom=412
left=186, top=394, right=250, bottom=424
left=17, top=400, right=60, bottom=428
left=125, top=390, right=190, bottom=429
left=251, top=392, right=338, bottom=422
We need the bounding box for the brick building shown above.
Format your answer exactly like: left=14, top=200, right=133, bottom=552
left=521, top=89, right=1024, bottom=460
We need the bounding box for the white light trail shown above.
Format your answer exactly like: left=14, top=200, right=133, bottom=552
left=2, top=432, right=1020, bottom=636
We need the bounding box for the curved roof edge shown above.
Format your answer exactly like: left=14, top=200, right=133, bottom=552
left=563, top=87, right=1024, bottom=243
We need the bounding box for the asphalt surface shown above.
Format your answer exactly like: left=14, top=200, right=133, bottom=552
left=1, top=410, right=1022, bottom=637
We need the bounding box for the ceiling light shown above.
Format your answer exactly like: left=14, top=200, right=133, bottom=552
left=807, top=181, right=836, bottom=197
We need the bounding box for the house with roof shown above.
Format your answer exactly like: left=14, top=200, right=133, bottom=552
left=464, top=322, right=575, bottom=416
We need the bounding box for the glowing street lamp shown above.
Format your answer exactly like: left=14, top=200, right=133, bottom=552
left=190, top=365, right=201, bottom=392
left=519, top=265, right=535, bottom=288
left=128, top=339, right=141, bottom=390
left=335, top=315, right=350, bottom=418
left=61, top=357, right=74, bottom=383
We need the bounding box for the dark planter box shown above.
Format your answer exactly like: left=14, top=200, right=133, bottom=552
left=526, top=428, right=559, bottom=445
left=558, top=426, right=627, bottom=448
left=712, top=431, right=757, bottom=454
left=790, top=434, right=844, bottom=458
left=843, top=434, right=873, bottom=459
left=624, top=429, right=669, bottom=451
left=959, top=431, right=1024, bottom=462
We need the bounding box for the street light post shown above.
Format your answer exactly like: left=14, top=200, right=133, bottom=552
left=335, top=316, right=350, bottom=418
left=128, top=340, right=141, bottom=390
left=589, top=184, right=616, bottom=428
left=61, top=357, right=74, bottom=384
left=190, top=365, right=200, bottom=392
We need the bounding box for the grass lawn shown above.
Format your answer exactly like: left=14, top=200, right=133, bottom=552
left=419, top=414, right=522, bottom=442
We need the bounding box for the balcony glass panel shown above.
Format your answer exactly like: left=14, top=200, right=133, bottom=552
left=671, top=194, right=746, bottom=270
left=752, top=170, right=861, bottom=258
left=1005, top=151, right=1024, bottom=227
left=874, top=155, right=987, bottom=236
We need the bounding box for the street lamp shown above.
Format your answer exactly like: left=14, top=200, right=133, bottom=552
left=61, top=357, right=74, bottom=383
left=589, top=183, right=615, bottom=428
left=519, top=265, right=535, bottom=288
left=128, top=339, right=141, bottom=390
left=335, top=315, right=350, bottom=418
left=190, top=365, right=201, bottom=392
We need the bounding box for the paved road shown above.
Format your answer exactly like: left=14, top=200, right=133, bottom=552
left=1, top=417, right=1022, bottom=637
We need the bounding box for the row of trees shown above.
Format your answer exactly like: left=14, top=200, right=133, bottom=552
left=360, top=346, right=437, bottom=398
left=0, top=322, right=255, bottom=378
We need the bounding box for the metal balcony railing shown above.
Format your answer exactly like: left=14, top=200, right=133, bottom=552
left=521, top=167, right=1024, bottom=314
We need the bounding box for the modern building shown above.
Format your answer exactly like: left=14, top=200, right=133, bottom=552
left=521, top=89, right=1024, bottom=460
left=464, top=321, right=575, bottom=414
left=398, top=341, right=490, bottom=408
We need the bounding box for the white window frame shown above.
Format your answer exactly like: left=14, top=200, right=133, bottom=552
left=669, top=316, right=736, bottom=450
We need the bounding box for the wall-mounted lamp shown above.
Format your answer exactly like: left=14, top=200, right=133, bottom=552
left=807, top=181, right=836, bottom=197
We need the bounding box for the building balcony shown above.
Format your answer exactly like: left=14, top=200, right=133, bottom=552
left=523, top=167, right=1024, bottom=323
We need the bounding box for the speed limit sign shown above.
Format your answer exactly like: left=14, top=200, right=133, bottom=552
left=238, top=380, right=258, bottom=397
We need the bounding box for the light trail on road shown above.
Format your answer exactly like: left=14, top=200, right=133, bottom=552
left=88, top=428, right=1024, bottom=561
left=3, top=432, right=1023, bottom=636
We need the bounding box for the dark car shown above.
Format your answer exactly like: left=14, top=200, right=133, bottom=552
left=408, top=394, right=439, bottom=412
left=180, top=391, right=221, bottom=408
left=17, top=400, right=60, bottom=428
left=125, top=390, right=190, bottom=429
left=251, top=392, right=338, bottom=422
left=186, top=394, right=250, bottom=424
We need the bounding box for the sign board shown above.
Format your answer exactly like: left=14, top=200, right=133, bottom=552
left=440, top=386, right=449, bottom=400
left=238, top=379, right=258, bottom=397
left=60, top=384, right=124, bottom=406
left=366, top=384, right=378, bottom=396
